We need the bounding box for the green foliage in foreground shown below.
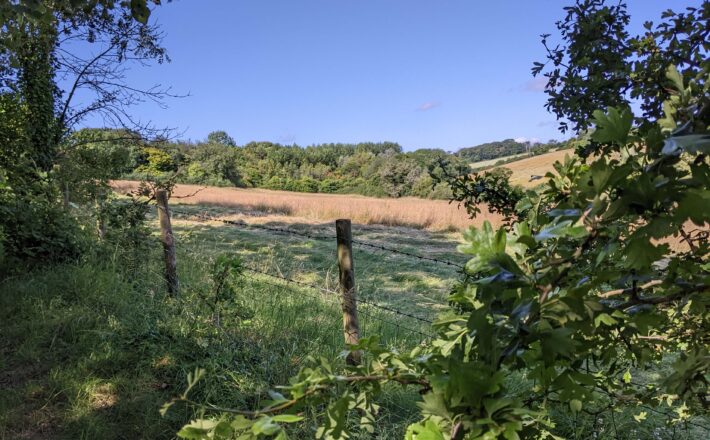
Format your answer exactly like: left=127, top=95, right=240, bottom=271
left=167, top=67, right=710, bottom=439
left=0, top=233, right=428, bottom=439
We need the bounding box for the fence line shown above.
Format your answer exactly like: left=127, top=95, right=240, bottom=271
left=349, top=239, right=465, bottom=269
left=241, top=267, right=435, bottom=339
left=160, top=201, right=710, bottom=434
left=162, top=203, right=442, bottom=355
left=170, top=208, right=465, bottom=269
left=242, top=265, right=435, bottom=326
left=173, top=209, right=332, bottom=240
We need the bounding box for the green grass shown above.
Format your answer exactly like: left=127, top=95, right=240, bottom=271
left=1, top=204, right=707, bottom=439
left=0, top=205, right=446, bottom=439
left=169, top=203, right=465, bottom=323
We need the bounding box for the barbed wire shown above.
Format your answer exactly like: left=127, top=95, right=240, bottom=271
left=243, top=266, right=339, bottom=295
left=171, top=208, right=333, bottom=241
left=244, top=272, right=434, bottom=340
left=356, top=304, right=434, bottom=340
left=242, top=265, right=435, bottom=324
left=242, top=270, right=434, bottom=339
left=170, top=208, right=465, bottom=269
left=352, top=294, right=433, bottom=324
left=349, top=239, right=465, bottom=269
left=241, top=266, right=435, bottom=338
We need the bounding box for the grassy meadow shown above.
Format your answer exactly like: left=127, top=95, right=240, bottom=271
left=2, top=199, right=706, bottom=439
left=0, top=201, right=463, bottom=439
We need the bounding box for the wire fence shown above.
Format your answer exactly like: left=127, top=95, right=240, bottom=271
left=170, top=208, right=466, bottom=270
left=160, top=201, right=710, bottom=437
left=168, top=206, right=444, bottom=342
left=241, top=267, right=435, bottom=340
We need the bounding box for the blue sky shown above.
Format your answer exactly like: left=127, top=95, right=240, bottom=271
left=82, top=0, right=687, bottom=151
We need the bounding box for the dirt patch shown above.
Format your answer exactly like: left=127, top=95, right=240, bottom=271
left=90, top=383, right=118, bottom=410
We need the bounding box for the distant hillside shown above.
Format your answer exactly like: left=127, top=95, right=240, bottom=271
left=456, top=138, right=565, bottom=163
left=501, top=148, right=574, bottom=188
left=79, top=128, right=574, bottom=200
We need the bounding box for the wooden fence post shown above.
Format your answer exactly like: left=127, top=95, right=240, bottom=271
left=156, top=190, right=179, bottom=296
left=336, top=219, right=361, bottom=365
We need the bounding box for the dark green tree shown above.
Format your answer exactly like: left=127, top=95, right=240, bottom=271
left=0, top=0, right=171, bottom=266
left=207, top=130, right=237, bottom=147
left=533, top=0, right=710, bottom=134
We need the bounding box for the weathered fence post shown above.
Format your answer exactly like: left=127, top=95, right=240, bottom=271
left=156, top=190, right=179, bottom=296
left=336, top=219, right=361, bottom=365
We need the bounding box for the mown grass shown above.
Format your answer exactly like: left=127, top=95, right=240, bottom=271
left=1, top=204, right=707, bottom=439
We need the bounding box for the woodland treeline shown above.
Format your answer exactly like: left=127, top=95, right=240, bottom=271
left=76, top=128, right=565, bottom=198
left=457, top=138, right=565, bottom=163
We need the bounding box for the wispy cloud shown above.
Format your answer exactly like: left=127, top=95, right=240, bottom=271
left=416, top=101, right=441, bottom=112
left=537, top=120, right=556, bottom=127
left=522, top=77, right=548, bottom=92
left=514, top=136, right=541, bottom=144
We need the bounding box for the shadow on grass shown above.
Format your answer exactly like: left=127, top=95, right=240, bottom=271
left=0, top=247, right=426, bottom=439
left=0, top=263, right=199, bottom=439
left=170, top=217, right=464, bottom=322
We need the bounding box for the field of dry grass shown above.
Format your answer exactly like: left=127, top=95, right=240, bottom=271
left=502, top=149, right=573, bottom=188
left=112, top=180, right=503, bottom=231
left=469, top=152, right=529, bottom=170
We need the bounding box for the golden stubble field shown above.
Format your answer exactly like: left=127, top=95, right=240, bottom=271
left=113, top=150, right=574, bottom=232
left=112, top=180, right=503, bottom=232
left=502, top=149, right=573, bottom=188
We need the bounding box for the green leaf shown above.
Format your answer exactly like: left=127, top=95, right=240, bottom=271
left=251, top=416, right=280, bottom=436
left=594, top=313, right=618, bottom=327
left=634, top=411, right=648, bottom=422
left=677, top=189, right=710, bottom=225
left=665, top=65, right=684, bottom=93
left=623, top=370, right=632, bottom=384
left=177, top=419, right=219, bottom=439
left=130, top=0, right=151, bottom=23
left=591, top=107, right=633, bottom=144
left=534, top=220, right=587, bottom=242
left=540, top=328, right=577, bottom=363
left=271, top=414, right=304, bottom=423
left=231, top=416, right=253, bottom=430
left=623, top=237, right=667, bottom=269
left=405, top=420, right=445, bottom=440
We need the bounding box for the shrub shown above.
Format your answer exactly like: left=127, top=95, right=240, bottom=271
left=0, top=197, right=87, bottom=272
